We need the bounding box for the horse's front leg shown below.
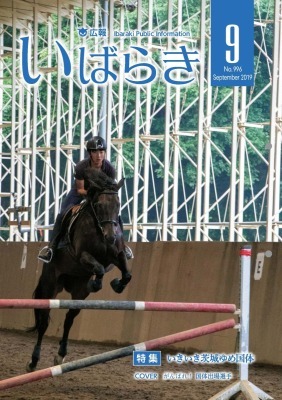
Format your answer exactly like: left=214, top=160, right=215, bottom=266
left=80, top=251, right=105, bottom=293
left=110, top=250, right=132, bottom=294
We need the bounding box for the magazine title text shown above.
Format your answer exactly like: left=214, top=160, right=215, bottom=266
left=20, top=36, right=200, bottom=87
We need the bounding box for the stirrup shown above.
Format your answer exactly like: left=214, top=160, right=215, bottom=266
left=125, top=245, right=134, bottom=260
left=38, top=246, right=53, bottom=263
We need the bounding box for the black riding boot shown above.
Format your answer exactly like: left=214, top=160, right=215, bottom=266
left=38, top=213, right=63, bottom=263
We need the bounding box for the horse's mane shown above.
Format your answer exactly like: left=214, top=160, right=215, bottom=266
left=85, top=167, right=118, bottom=193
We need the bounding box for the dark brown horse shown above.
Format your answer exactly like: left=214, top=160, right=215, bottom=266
left=27, top=169, right=132, bottom=372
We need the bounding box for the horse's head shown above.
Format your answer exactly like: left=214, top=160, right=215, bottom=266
left=86, top=169, right=125, bottom=244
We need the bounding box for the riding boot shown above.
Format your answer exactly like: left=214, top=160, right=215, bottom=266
left=118, top=215, right=134, bottom=260
left=38, top=214, right=63, bottom=263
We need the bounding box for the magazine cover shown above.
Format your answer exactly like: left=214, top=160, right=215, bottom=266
left=0, top=0, right=281, bottom=399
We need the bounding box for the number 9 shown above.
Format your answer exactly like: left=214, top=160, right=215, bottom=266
left=226, top=24, right=239, bottom=63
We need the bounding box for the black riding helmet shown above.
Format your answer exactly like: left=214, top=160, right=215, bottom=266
left=86, top=136, right=107, bottom=152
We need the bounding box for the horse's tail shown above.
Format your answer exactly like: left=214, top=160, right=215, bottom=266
left=26, top=265, right=51, bottom=333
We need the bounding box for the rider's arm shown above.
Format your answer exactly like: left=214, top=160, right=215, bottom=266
left=75, top=179, right=87, bottom=196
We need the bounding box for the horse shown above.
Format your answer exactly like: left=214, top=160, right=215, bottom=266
left=26, top=169, right=132, bottom=372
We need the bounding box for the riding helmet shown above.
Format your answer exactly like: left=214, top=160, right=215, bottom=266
left=86, top=136, right=107, bottom=151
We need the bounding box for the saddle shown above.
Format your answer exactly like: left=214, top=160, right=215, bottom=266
left=57, top=201, right=87, bottom=249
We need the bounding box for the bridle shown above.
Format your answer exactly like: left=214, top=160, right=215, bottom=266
left=90, top=190, right=119, bottom=234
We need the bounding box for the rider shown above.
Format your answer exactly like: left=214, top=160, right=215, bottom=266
left=38, top=136, right=133, bottom=263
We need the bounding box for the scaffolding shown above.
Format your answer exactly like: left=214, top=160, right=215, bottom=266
left=0, top=0, right=281, bottom=242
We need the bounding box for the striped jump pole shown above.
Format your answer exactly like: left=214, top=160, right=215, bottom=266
left=0, top=318, right=236, bottom=391
left=0, top=299, right=237, bottom=313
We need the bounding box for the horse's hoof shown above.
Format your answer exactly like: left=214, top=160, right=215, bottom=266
left=26, top=361, right=36, bottom=373
left=54, top=355, right=65, bottom=365
left=110, top=278, right=125, bottom=293
left=87, top=280, right=102, bottom=293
